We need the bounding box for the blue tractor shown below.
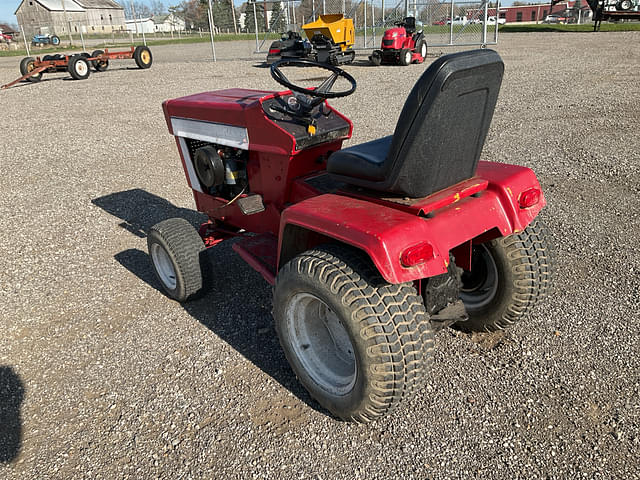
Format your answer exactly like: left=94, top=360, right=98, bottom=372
left=32, top=34, right=61, bottom=46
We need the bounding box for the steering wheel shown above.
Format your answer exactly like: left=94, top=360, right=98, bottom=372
left=270, top=59, right=357, bottom=109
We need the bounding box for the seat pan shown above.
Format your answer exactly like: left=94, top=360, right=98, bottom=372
left=327, top=136, right=392, bottom=182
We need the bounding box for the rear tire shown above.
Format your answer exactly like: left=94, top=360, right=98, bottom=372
left=19, top=57, right=42, bottom=82
left=456, top=217, right=553, bottom=332
left=68, top=56, right=90, bottom=80
left=50, top=35, right=60, bottom=45
left=91, top=49, right=109, bottom=71
left=417, top=39, right=427, bottom=59
left=134, top=45, right=153, bottom=69
left=400, top=48, right=412, bottom=66
left=147, top=218, right=210, bottom=302
left=273, top=244, right=434, bottom=423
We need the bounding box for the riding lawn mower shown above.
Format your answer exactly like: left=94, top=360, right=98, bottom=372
left=370, top=16, right=427, bottom=66
left=150, top=50, right=552, bottom=422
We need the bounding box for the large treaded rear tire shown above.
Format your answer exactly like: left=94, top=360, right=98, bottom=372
left=457, top=216, right=553, bottom=332
left=273, top=244, right=434, bottom=423
left=147, top=218, right=209, bottom=302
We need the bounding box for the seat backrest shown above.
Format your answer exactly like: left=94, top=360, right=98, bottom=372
left=403, top=17, right=416, bottom=33
left=385, top=49, right=504, bottom=198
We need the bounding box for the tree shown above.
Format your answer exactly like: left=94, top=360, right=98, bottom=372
left=150, top=1, right=166, bottom=15
left=212, top=0, right=239, bottom=32
left=243, top=2, right=265, bottom=32
left=269, top=1, right=285, bottom=32
left=171, top=0, right=208, bottom=29
left=121, top=1, right=153, bottom=19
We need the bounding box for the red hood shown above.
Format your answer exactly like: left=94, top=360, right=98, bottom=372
left=383, top=26, right=407, bottom=39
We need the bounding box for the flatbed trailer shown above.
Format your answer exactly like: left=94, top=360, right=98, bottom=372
left=1, top=45, right=152, bottom=90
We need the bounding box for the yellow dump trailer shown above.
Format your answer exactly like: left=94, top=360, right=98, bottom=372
left=302, top=14, right=356, bottom=65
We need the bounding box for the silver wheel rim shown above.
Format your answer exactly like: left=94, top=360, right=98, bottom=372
left=421, top=43, right=427, bottom=58
left=150, top=243, right=177, bottom=290
left=460, top=244, right=499, bottom=311
left=75, top=60, right=88, bottom=76
left=405, top=51, right=412, bottom=64
left=285, top=292, right=357, bottom=396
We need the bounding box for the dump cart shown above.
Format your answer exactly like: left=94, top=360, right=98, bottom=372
left=302, top=14, right=355, bottom=65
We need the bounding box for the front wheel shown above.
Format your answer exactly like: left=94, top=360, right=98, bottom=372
left=456, top=217, right=553, bottom=332
left=273, top=245, right=434, bottom=423
left=147, top=218, right=210, bottom=302
left=134, top=45, right=153, bottom=69
left=400, top=48, right=412, bottom=66
left=68, top=56, right=90, bottom=80
left=370, top=50, right=382, bottom=66
left=19, top=56, right=42, bottom=82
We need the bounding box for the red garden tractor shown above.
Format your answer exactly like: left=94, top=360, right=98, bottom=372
left=370, top=16, right=427, bottom=66
left=150, top=50, right=552, bottom=422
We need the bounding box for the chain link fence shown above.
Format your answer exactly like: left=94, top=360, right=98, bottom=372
left=252, top=0, right=498, bottom=52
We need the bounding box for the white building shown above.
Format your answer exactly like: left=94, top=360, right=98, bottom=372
left=153, top=14, right=185, bottom=33
left=125, top=17, right=155, bottom=34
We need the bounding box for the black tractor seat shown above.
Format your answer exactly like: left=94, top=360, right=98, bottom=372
left=327, top=49, right=504, bottom=198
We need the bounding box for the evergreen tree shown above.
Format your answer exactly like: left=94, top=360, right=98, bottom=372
left=244, top=2, right=265, bottom=32
left=269, top=1, right=286, bottom=32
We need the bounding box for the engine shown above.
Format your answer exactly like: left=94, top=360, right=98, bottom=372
left=185, top=139, right=248, bottom=201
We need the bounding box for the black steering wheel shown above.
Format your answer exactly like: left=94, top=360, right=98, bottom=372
left=270, top=58, right=357, bottom=102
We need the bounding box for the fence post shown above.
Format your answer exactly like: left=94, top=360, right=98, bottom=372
left=207, top=0, right=217, bottom=61
left=19, top=24, right=30, bottom=56
left=495, top=0, right=499, bottom=43
left=482, top=0, right=488, bottom=45
left=253, top=2, right=259, bottom=52
left=364, top=0, right=367, bottom=47
left=449, top=0, right=454, bottom=45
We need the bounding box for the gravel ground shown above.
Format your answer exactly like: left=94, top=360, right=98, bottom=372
left=0, top=33, right=639, bottom=479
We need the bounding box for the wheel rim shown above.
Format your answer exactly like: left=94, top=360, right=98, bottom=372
left=421, top=42, right=427, bottom=58
left=27, top=62, right=40, bottom=77
left=460, top=244, right=499, bottom=311
left=405, top=51, right=412, bottom=64
left=285, top=292, right=357, bottom=396
left=141, top=50, right=150, bottom=64
left=75, top=60, right=88, bottom=76
left=150, top=243, right=177, bottom=290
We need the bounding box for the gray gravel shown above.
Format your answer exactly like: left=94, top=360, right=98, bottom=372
left=1, top=33, right=639, bottom=479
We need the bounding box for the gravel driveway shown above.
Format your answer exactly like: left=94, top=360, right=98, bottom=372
left=0, top=33, right=638, bottom=479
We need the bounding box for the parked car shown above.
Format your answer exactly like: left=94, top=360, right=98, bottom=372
left=0, top=32, right=13, bottom=42
left=487, top=16, right=506, bottom=24
left=543, top=14, right=569, bottom=23
left=432, top=19, right=446, bottom=25
left=447, top=16, right=469, bottom=25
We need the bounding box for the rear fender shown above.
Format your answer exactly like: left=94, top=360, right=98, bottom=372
left=278, top=174, right=543, bottom=284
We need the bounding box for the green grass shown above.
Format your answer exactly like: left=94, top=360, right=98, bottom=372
left=500, top=22, right=640, bottom=33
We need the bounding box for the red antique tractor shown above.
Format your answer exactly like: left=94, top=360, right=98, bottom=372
left=370, top=16, right=427, bottom=66
left=150, top=51, right=552, bottom=422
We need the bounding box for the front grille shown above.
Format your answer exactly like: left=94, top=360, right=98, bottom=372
left=382, top=39, right=394, bottom=46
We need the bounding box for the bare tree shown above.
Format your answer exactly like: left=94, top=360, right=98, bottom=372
left=150, top=1, right=167, bottom=15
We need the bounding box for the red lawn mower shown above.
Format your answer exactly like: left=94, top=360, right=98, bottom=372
left=151, top=50, right=552, bottom=422
left=370, top=16, right=427, bottom=66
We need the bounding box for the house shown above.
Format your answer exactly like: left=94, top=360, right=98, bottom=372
left=14, top=0, right=126, bottom=35
left=125, top=18, right=155, bottom=34
left=466, top=2, right=592, bottom=24
left=153, top=14, right=186, bottom=33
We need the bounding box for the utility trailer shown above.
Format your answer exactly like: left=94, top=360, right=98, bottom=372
left=1, top=45, right=152, bottom=90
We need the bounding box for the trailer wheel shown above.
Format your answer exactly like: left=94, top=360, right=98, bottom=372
left=50, top=35, right=60, bottom=46
left=273, top=244, right=434, bottom=423
left=147, top=218, right=210, bottom=302
left=91, top=49, right=109, bottom=72
left=456, top=217, right=553, bottom=332
left=19, top=57, right=42, bottom=82
left=134, top=46, right=153, bottom=69
left=417, top=40, right=427, bottom=60
left=400, top=48, right=412, bottom=66
left=68, top=56, right=90, bottom=80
